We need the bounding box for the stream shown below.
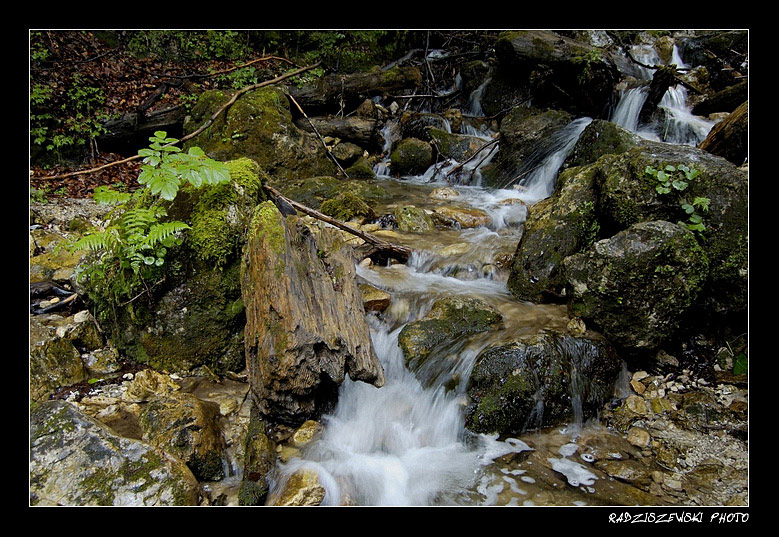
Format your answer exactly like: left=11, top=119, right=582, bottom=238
left=265, top=44, right=717, bottom=506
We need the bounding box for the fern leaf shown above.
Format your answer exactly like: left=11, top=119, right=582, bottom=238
left=145, top=221, right=190, bottom=247
left=71, top=232, right=108, bottom=252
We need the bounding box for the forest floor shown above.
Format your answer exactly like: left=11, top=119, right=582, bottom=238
left=29, top=30, right=292, bottom=199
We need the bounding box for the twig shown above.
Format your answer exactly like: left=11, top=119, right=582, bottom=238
left=35, top=61, right=323, bottom=182
left=263, top=184, right=412, bottom=263
left=286, top=92, right=350, bottom=178
left=445, top=136, right=500, bottom=179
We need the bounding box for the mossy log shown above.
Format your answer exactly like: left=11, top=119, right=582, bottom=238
left=286, top=66, right=422, bottom=115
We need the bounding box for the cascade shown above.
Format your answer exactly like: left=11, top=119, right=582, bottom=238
left=610, top=44, right=713, bottom=145
left=265, top=38, right=724, bottom=506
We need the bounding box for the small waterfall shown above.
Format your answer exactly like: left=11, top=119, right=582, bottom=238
left=611, top=43, right=713, bottom=146
left=268, top=316, right=531, bottom=506
left=503, top=117, right=593, bottom=202
left=611, top=86, right=648, bottom=133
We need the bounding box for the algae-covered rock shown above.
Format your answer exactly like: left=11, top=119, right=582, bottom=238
left=81, top=158, right=265, bottom=375
left=320, top=190, right=376, bottom=222
left=183, top=87, right=337, bottom=184
left=427, top=128, right=489, bottom=162
left=563, top=220, right=709, bottom=352
left=278, top=175, right=388, bottom=210
left=389, top=138, right=433, bottom=176
left=465, top=331, right=621, bottom=435
left=30, top=400, right=201, bottom=506
left=138, top=392, right=227, bottom=481
left=398, top=296, right=503, bottom=366
left=593, top=142, right=747, bottom=317
left=507, top=164, right=601, bottom=302
left=393, top=205, right=434, bottom=233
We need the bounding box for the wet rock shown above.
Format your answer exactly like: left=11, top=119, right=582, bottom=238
left=393, top=205, right=435, bottom=233
left=431, top=206, right=492, bottom=229
left=138, top=392, right=227, bottom=481
left=331, top=141, right=366, bottom=167
left=267, top=468, right=325, bottom=506
left=30, top=400, right=201, bottom=506
left=564, top=220, right=709, bottom=352
left=427, top=128, right=490, bottom=162
left=507, top=164, right=601, bottom=302
left=320, top=190, right=376, bottom=223
left=465, top=330, right=622, bottom=435
left=389, top=138, right=433, bottom=176
left=399, top=296, right=503, bottom=365
left=429, top=187, right=461, bottom=200
left=359, top=283, right=391, bottom=313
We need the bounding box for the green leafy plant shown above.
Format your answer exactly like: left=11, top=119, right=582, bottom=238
left=644, top=164, right=709, bottom=233
left=71, top=132, right=231, bottom=317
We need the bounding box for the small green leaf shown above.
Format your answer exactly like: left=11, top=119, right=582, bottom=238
left=656, top=170, right=669, bottom=182
left=682, top=203, right=695, bottom=214
left=665, top=165, right=676, bottom=172
left=689, top=214, right=703, bottom=224
left=672, top=179, right=688, bottom=190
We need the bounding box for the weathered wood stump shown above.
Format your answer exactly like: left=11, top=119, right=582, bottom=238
left=241, top=201, right=385, bottom=429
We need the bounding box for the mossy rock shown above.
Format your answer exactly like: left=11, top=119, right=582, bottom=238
left=345, top=156, right=377, bottom=179
left=398, top=296, right=503, bottom=367
left=507, top=164, right=601, bottom=302
left=81, top=158, right=266, bottom=375
left=393, top=205, right=434, bottom=233
left=183, top=87, right=338, bottom=184
left=563, top=220, right=710, bottom=352
left=427, top=128, right=488, bottom=162
left=278, top=175, right=388, bottom=210
left=320, top=190, right=375, bottom=223
left=465, top=331, right=621, bottom=435
left=389, top=138, right=433, bottom=176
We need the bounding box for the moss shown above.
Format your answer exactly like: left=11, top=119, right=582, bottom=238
left=320, top=191, right=374, bottom=222
left=250, top=201, right=286, bottom=262
left=187, top=158, right=265, bottom=268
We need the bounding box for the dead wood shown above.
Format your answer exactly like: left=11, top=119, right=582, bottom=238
left=262, top=184, right=412, bottom=263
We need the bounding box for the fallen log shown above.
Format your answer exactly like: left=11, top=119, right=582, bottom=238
left=287, top=66, right=422, bottom=115
left=292, top=116, right=379, bottom=150
left=262, top=184, right=413, bottom=264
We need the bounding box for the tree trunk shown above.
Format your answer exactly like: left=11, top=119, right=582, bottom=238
left=287, top=66, right=422, bottom=115
left=293, top=116, right=380, bottom=151
left=242, top=201, right=385, bottom=428
left=699, top=101, right=748, bottom=165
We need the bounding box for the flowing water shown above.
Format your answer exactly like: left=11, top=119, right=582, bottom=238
left=265, top=43, right=720, bottom=505
left=266, top=108, right=613, bottom=506
left=610, top=44, right=714, bottom=145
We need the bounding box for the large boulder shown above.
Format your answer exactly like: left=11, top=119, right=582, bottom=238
left=183, top=87, right=338, bottom=185
left=80, top=158, right=265, bottom=375
left=241, top=201, right=385, bottom=428
left=507, top=164, right=601, bottom=303
left=492, top=30, right=621, bottom=118
left=481, top=107, right=573, bottom=188
left=465, top=331, right=622, bottom=435
left=507, top=140, right=747, bottom=348
left=30, top=400, right=201, bottom=506
left=389, top=138, right=434, bottom=176
left=564, top=221, right=709, bottom=352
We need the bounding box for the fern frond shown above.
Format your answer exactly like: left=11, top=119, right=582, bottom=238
left=145, top=221, right=190, bottom=247
left=121, top=207, right=157, bottom=236
left=93, top=186, right=132, bottom=205
left=71, top=232, right=108, bottom=252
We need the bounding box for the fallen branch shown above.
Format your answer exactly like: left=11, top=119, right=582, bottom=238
left=286, top=92, right=350, bottom=178
left=263, top=184, right=412, bottom=263
left=445, top=136, right=500, bottom=180
left=36, top=61, right=323, bottom=182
